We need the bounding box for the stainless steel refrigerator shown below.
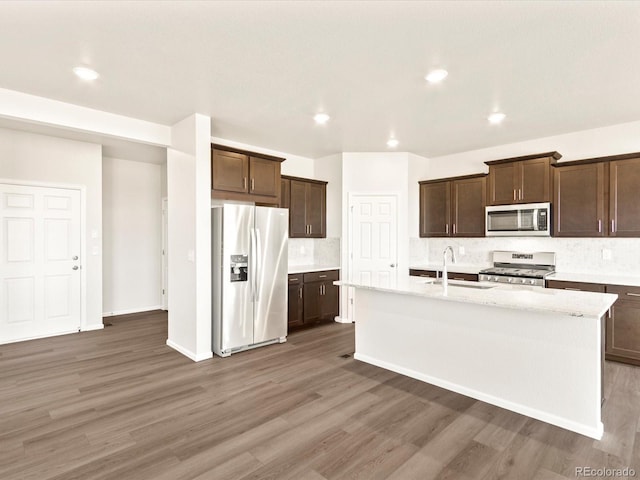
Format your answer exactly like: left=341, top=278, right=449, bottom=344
left=211, top=204, right=288, bottom=357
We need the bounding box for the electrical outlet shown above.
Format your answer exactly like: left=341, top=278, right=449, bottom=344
left=459, top=246, right=465, bottom=256
left=602, top=248, right=612, bottom=260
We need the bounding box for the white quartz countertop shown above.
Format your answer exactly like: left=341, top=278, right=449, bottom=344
left=337, top=275, right=618, bottom=318
left=547, top=271, right=640, bottom=288
left=410, top=263, right=491, bottom=275
left=288, top=264, right=340, bottom=274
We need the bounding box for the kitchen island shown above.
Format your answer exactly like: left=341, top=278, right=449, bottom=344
left=336, top=276, right=618, bottom=439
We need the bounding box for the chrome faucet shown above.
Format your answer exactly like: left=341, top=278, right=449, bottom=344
left=442, top=246, right=456, bottom=294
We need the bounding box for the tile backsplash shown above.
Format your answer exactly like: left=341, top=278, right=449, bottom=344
left=288, top=237, right=340, bottom=266
left=411, top=237, right=640, bottom=275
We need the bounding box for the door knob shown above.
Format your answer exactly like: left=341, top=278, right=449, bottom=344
left=390, top=264, right=396, bottom=267
left=72, top=266, right=79, bottom=270
left=72, top=255, right=78, bottom=260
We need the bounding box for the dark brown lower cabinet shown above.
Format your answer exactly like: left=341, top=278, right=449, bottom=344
left=547, top=279, right=640, bottom=367
left=606, top=284, right=640, bottom=366
left=287, top=270, right=339, bottom=330
left=287, top=276, right=304, bottom=328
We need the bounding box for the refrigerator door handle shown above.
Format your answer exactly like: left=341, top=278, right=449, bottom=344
left=255, top=228, right=262, bottom=302
left=250, top=227, right=257, bottom=301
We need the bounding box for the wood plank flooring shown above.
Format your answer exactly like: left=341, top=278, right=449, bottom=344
left=1, top=310, right=639, bottom=479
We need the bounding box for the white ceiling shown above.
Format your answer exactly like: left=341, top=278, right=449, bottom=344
left=1, top=1, right=640, bottom=160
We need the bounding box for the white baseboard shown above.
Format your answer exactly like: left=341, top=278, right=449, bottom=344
left=82, top=323, right=104, bottom=332
left=166, top=339, right=213, bottom=362
left=334, top=316, right=353, bottom=324
left=102, top=305, right=163, bottom=317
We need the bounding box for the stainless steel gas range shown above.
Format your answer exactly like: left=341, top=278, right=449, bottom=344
left=479, top=251, right=556, bottom=287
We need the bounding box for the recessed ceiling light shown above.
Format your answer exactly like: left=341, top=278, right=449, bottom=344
left=425, top=69, right=448, bottom=84
left=387, top=138, right=399, bottom=148
left=313, top=113, right=330, bottom=124
left=73, top=66, right=99, bottom=81
left=488, top=112, right=506, bottom=125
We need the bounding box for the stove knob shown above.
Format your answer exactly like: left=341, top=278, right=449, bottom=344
left=507, top=278, right=513, bottom=283
left=520, top=278, right=526, bottom=284
left=529, top=279, right=535, bottom=285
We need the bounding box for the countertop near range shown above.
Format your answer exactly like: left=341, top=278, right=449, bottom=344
left=547, top=271, right=640, bottom=288
left=288, top=264, right=340, bottom=274
left=409, top=263, right=491, bottom=275
left=337, top=275, right=617, bottom=318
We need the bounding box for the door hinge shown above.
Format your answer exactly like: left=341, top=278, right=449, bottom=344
left=162, top=289, right=165, bottom=295
left=350, top=298, right=354, bottom=305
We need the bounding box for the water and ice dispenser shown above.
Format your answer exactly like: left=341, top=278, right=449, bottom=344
left=230, top=254, right=248, bottom=282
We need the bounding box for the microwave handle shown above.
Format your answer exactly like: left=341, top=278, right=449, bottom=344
left=533, top=209, right=539, bottom=231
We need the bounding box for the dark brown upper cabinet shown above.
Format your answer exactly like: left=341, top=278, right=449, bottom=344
left=553, top=152, right=640, bottom=237
left=553, top=161, right=606, bottom=237
left=485, top=152, right=561, bottom=205
left=211, top=145, right=284, bottom=204
left=419, top=174, right=487, bottom=238
left=609, top=156, right=640, bottom=236
left=279, top=177, right=290, bottom=209
left=283, top=175, right=327, bottom=238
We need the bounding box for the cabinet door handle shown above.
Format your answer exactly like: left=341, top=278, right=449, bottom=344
left=445, top=224, right=449, bottom=234
left=251, top=178, right=255, bottom=191
left=299, top=287, right=303, bottom=298
left=598, top=220, right=602, bottom=233
left=519, top=189, right=522, bottom=200
left=453, top=224, right=456, bottom=235
left=626, top=292, right=640, bottom=297
left=564, top=288, right=582, bottom=291
left=243, top=177, right=247, bottom=190
left=513, top=189, right=516, bottom=201
left=319, top=275, right=327, bottom=278
left=309, top=225, right=313, bottom=234
left=611, top=219, right=615, bottom=233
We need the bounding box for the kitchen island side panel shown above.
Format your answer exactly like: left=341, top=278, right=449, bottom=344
left=353, top=288, right=603, bottom=439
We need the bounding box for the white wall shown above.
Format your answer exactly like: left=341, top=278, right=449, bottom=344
left=315, top=153, right=342, bottom=238
left=0, top=127, right=103, bottom=330
left=0, top=87, right=171, bottom=147
left=102, top=157, right=162, bottom=315
left=425, top=119, right=640, bottom=180
left=167, top=114, right=212, bottom=362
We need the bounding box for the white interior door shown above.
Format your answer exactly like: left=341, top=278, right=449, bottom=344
left=0, top=184, right=81, bottom=343
left=350, top=194, right=398, bottom=288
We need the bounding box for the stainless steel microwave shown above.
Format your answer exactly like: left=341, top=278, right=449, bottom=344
left=485, top=202, right=551, bottom=236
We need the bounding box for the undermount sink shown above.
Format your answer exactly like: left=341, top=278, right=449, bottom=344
left=423, top=279, right=497, bottom=290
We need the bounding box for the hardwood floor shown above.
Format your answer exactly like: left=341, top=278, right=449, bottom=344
left=1, top=310, right=639, bottom=479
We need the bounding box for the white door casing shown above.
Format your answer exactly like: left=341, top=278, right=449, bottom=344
left=0, top=184, right=82, bottom=344
left=162, top=197, right=168, bottom=311
left=349, top=194, right=399, bottom=320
